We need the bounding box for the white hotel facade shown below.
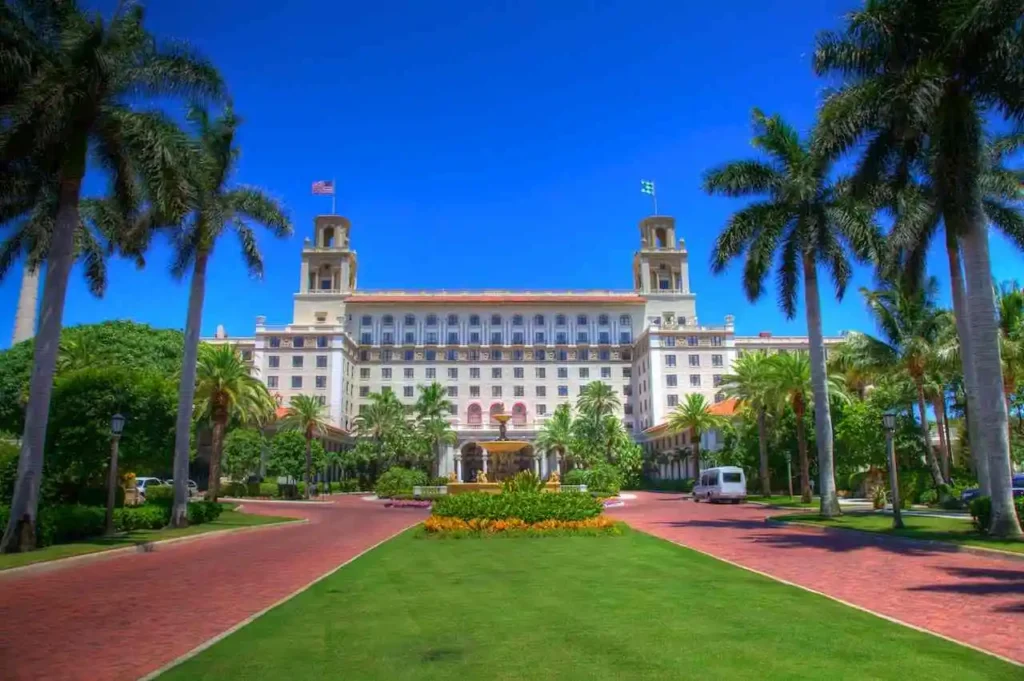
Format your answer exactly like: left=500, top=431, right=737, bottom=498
left=207, top=214, right=844, bottom=479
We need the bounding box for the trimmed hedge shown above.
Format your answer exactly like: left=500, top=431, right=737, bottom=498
left=969, top=496, right=1024, bottom=534
left=431, top=492, right=603, bottom=523
left=144, top=484, right=175, bottom=504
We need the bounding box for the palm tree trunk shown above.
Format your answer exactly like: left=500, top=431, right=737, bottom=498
left=0, top=179, right=82, bottom=553
left=304, top=436, right=313, bottom=500
left=11, top=264, right=40, bottom=345
left=931, top=396, right=950, bottom=482
left=946, top=233, right=989, bottom=494
left=941, top=397, right=956, bottom=467
left=691, top=433, right=701, bottom=481
left=915, top=382, right=945, bottom=488
left=794, top=404, right=811, bottom=503
left=802, top=256, right=840, bottom=516
left=958, top=207, right=1022, bottom=538
left=208, top=417, right=226, bottom=502
left=170, top=253, right=210, bottom=527
left=757, top=407, right=770, bottom=496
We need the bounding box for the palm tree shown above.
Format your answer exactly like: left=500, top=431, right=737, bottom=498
left=414, top=382, right=455, bottom=475
left=997, top=282, right=1024, bottom=442
left=279, top=395, right=332, bottom=499
left=767, top=352, right=848, bottom=503
left=0, top=1, right=222, bottom=552
left=536, top=403, right=573, bottom=477
left=720, top=351, right=775, bottom=496
left=56, top=335, right=102, bottom=374
left=850, top=278, right=950, bottom=487
left=813, top=0, right=1023, bottom=537
left=166, top=106, right=291, bottom=526
left=577, top=381, right=621, bottom=420
left=666, top=394, right=727, bottom=483
left=353, top=391, right=408, bottom=473
left=193, top=344, right=275, bottom=502
left=704, top=109, right=876, bottom=517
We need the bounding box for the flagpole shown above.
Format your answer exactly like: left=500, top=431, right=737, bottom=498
left=332, top=177, right=336, bottom=214
left=652, top=187, right=658, bottom=216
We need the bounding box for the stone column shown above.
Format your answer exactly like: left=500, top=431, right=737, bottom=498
left=540, top=453, right=548, bottom=478
left=533, top=455, right=540, bottom=476
left=481, top=449, right=489, bottom=476
left=455, top=455, right=463, bottom=482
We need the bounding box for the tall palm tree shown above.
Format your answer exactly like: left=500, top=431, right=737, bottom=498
left=720, top=351, right=776, bottom=496
left=996, top=282, right=1024, bottom=444
left=192, top=344, right=275, bottom=502
left=0, top=1, right=221, bottom=552
left=536, top=403, right=573, bottom=477
left=767, top=352, right=848, bottom=503
left=414, top=382, right=455, bottom=475
left=166, top=106, right=291, bottom=526
left=577, top=381, right=621, bottom=420
left=279, top=395, right=332, bottom=499
left=353, top=390, right=407, bottom=472
left=813, top=0, right=1024, bottom=538
left=666, top=394, right=727, bottom=482
left=851, top=278, right=950, bottom=487
left=704, top=109, right=877, bottom=517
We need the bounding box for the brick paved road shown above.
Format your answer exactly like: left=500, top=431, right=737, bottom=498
left=610, top=492, right=1024, bottom=664
left=0, top=496, right=426, bottom=681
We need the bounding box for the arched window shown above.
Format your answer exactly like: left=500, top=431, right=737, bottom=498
left=447, top=314, right=458, bottom=325
left=491, top=314, right=502, bottom=325
left=598, top=314, right=609, bottom=325
left=467, top=404, right=482, bottom=426
left=512, top=314, right=523, bottom=326
left=511, top=403, right=527, bottom=425
left=556, top=314, right=566, bottom=325
left=620, top=314, right=631, bottom=326
left=322, top=227, right=335, bottom=248
left=382, top=314, right=394, bottom=325
left=404, top=314, right=416, bottom=325
left=655, top=228, right=667, bottom=248
left=489, top=403, right=505, bottom=424
left=469, top=314, right=480, bottom=326
left=534, top=314, right=545, bottom=325
left=426, top=314, right=438, bottom=325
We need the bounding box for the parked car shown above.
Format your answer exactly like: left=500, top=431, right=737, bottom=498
left=135, top=477, right=164, bottom=497
left=692, top=466, right=747, bottom=503
left=164, top=479, right=200, bottom=498
left=960, top=475, right=1024, bottom=505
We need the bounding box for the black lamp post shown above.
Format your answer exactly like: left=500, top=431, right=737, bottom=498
left=105, top=413, right=126, bottom=536
left=882, top=409, right=903, bottom=529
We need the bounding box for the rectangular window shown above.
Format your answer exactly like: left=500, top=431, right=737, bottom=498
left=490, top=332, right=503, bottom=345
left=599, top=332, right=610, bottom=344
left=534, top=332, right=545, bottom=344
left=713, top=374, right=723, bottom=387
left=579, top=385, right=587, bottom=395
left=689, top=354, right=700, bottom=367
left=534, top=350, right=545, bottom=361
left=404, top=367, right=414, bottom=379
left=690, top=374, right=701, bottom=387
left=536, top=386, right=546, bottom=397
left=664, top=336, right=676, bottom=347
left=425, top=350, right=436, bottom=361
left=557, top=367, right=568, bottom=379
left=599, top=350, right=610, bottom=361
left=556, top=332, right=568, bottom=344
left=292, top=356, right=303, bottom=368
left=624, top=404, right=633, bottom=415
left=447, top=332, right=459, bottom=344
left=360, top=332, right=372, bottom=344
left=577, top=332, right=589, bottom=344
left=469, top=350, right=480, bottom=361
left=512, top=350, right=524, bottom=361
left=622, top=367, right=632, bottom=378
left=316, top=355, right=328, bottom=368
left=601, top=367, right=611, bottom=379
left=536, top=367, right=546, bottom=379
left=291, top=376, right=302, bottom=389
left=665, top=355, right=676, bottom=367
left=513, top=367, right=524, bottom=379
left=381, top=332, right=393, bottom=345
left=404, top=350, right=414, bottom=361
left=492, top=350, right=503, bottom=360
left=712, top=336, right=723, bottom=347
left=381, top=368, right=392, bottom=380
left=492, top=368, right=502, bottom=379
left=293, top=337, right=305, bottom=348
left=579, top=367, right=590, bottom=379
left=447, top=386, right=458, bottom=397
left=425, top=332, right=438, bottom=344
left=469, top=332, right=481, bottom=344
left=537, top=404, right=547, bottom=416
left=712, top=354, right=723, bottom=367
left=512, top=332, right=524, bottom=345
left=383, top=350, right=394, bottom=362
left=381, top=386, right=392, bottom=395
left=361, top=315, right=372, bottom=326
left=360, top=368, right=370, bottom=379
left=688, top=336, right=699, bottom=346
left=623, top=385, right=632, bottom=396
left=269, top=336, right=281, bottom=348
left=404, top=331, right=415, bottom=344
left=558, top=385, right=568, bottom=397
left=666, top=374, right=678, bottom=387
left=619, top=331, right=632, bottom=344
left=579, top=349, right=590, bottom=361
left=667, top=394, right=678, bottom=407
left=359, top=386, right=369, bottom=397
left=470, top=367, right=480, bottom=379
left=316, top=376, right=327, bottom=388
left=267, top=376, right=278, bottom=388
left=448, top=368, right=458, bottom=379
left=492, top=386, right=502, bottom=397
left=514, top=386, right=524, bottom=397
left=268, top=355, right=280, bottom=368
left=404, top=386, right=414, bottom=398
left=557, top=350, right=568, bottom=361
left=446, top=350, right=458, bottom=361
left=470, top=386, right=480, bottom=397
left=317, top=336, right=328, bottom=348
left=242, top=350, right=253, bottom=361
left=426, top=368, right=436, bottom=379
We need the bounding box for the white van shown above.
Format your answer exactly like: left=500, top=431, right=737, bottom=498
left=692, top=466, right=747, bottom=503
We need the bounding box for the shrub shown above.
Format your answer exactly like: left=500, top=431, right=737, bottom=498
left=430, top=476, right=450, bottom=487
left=42, top=505, right=106, bottom=545
left=187, top=501, right=224, bottom=524
left=75, top=485, right=126, bottom=508
left=220, top=481, right=247, bottom=498
left=423, top=515, right=618, bottom=535
left=259, top=482, right=278, bottom=497
left=586, top=463, right=622, bottom=496
left=563, top=469, right=587, bottom=486
left=329, top=481, right=341, bottom=493
left=970, top=496, right=1024, bottom=534
left=144, top=484, right=175, bottom=505
left=246, top=482, right=261, bottom=497
left=432, top=492, right=603, bottom=523
left=918, top=488, right=938, bottom=505
left=501, top=470, right=545, bottom=494
left=338, top=479, right=360, bottom=493
left=113, top=504, right=168, bottom=531
left=375, top=467, right=428, bottom=498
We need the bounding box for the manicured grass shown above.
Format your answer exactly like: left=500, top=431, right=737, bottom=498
left=774, top=512, right=1024, bottom=555
left=0, top=507, right=298, bottom=571
left=161, top=527, right=1017, bottom=681
left=745, top=495, right=819, bottom=509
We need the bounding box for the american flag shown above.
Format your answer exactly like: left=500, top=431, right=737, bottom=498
left=311, top=180, right=335, bottom=195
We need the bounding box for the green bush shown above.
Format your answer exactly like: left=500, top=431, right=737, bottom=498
left=429, top=476, right=450, bottom=487
left=259, top=482, right=278, bottom=497
left=219, top=481, right=247, bottom=498
left=0, top=442, right=19, bottom=505
left=338, top=479, right=360, bottom=493
left=374, top=467, right=428, bottom=498
left=329, top=481, right=341, bottom=493
left=970, top=496, right=1024, bottom=534
left=432, top=492, right=603, bottom=523
left=586, top=463, right=622, bottom=496
left=501, top=470, right=545, bottom=494
left=144, top=484, right=174, bottom=505
left=75, top=485, right=126, bottom=508
left=113, top=504, right=168, bottom=531
left=563, top=469, right=587, bottom=486
left=246, top=482, right=261, bottom=497
left=918, top=488, right=938, bottom=505
left=187, top=501, right=223, bottom=524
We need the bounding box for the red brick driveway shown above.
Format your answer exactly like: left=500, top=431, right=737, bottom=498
left=0, top=496, right=426, bottom=681
left=610, top=492, right=1024, bottom=664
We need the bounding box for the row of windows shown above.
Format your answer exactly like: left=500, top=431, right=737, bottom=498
left=267, top=375, right=328, bottom=389
left=360, top=330, right=633, bottom=346
left=358, top=348, right=633, bottom=362
left=268, top=355, right=329, bottom=369
left=360, top=366, right=632, bottom=381
left=362, top=313, right=632, bottom=327
left=663, top=335, right=725, bottom=347
left=267, top=336, right=330, bottom=349
left=664, top=354, right=724, bottom=368
left=663, top=374, right=724, bottom=390
left=361, top=384, right=625, bottom=401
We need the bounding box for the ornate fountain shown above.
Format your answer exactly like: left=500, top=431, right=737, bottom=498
left=449, top=411, right=558, bottom=494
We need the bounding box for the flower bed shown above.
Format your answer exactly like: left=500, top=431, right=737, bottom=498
left=424, top=515, right=619, bottom=536
left=385, top=499, right=432, bottom=509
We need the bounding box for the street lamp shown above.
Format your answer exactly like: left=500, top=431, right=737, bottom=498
left=105, top=413, right=127, bottom=536
left=882, top=409, right=903, bottom=529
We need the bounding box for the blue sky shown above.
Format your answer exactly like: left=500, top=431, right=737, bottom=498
left=3, top=0, right=1022, bottom=347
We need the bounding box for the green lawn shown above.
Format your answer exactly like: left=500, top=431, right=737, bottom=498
left=160, top=528, right=1017, bottom=681
left=0, top=507, right=298, bottom=571
left=774, top=512, right=1024, bottom=555
left=745, top=495, right=819, bottom=509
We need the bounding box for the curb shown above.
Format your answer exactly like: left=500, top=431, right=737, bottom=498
left=767, top=517, right=1024, bottom=563
left=0, top=518, right=307, bottom=581
left=221, top=497, right=334, bottom=505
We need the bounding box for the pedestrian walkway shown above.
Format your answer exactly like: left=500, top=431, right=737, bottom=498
left=610, top=492, right=1024, bottom=665
left=0, top=496, right=427, bottom=681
